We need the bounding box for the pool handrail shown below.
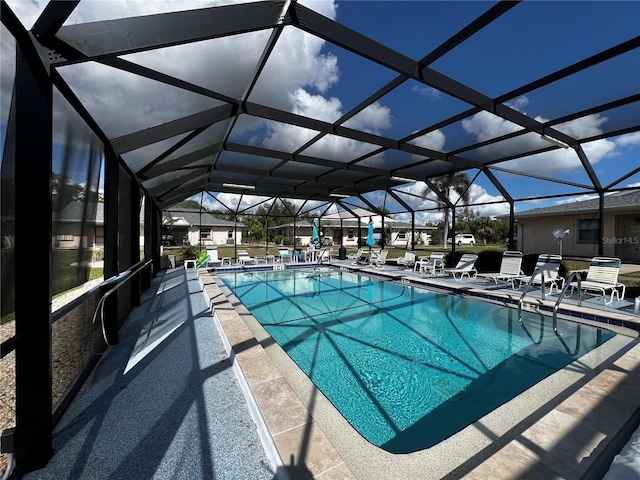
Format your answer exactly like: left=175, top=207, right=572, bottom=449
left=553, top=271, right=582, bottom=333
left=52, top=259, right=153, bottom=322
left=517, top=269, right=547, bottom=325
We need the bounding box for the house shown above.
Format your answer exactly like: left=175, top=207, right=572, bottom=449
left=509, top=190, right=640, bottom=263
left=53, top=201, right=101, bottom=249
left=50, top=203, right=243, bottom=250
left=271, top=208, right=435, bottom=247
left=163, top=208, right=243, bottom=246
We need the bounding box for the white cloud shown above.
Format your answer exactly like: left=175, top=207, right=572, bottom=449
left=555, top=194, right=598, bottom=205
left=555, top=114, right=608, bottom=139
left=343, top=103, right=392, bottom=134
left=616, top=131, right=640, bottom=147
left=462, top=110, right=523, bottom=142
left=409, top=129, right=446, bottom=154
left=411, top=85, right=441, bottom=101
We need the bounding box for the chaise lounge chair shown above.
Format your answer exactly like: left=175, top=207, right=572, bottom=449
left=347, top=248, right=363, bottom=261
left=476, top=251, right=523, bottom=285
left=370, top=249, right=388, bottom=268
left=568, top=256, right=626, bottom=305
left=205, top=247, right=222, bottom=267
left=442, top=253, right=477, bottom=280
left=512, top=254, right=563, bottom=293
left=396, top=251, right=416, bottom=269
left=237, top=250, right=256, bottom=265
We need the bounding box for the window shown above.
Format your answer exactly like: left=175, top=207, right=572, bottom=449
left=227, top=230, right=233, bottom=239
left=578, top=219, right=599, bottom=242
left=347, top=229, right=354, bottom=239
left=397, top=232, right=406, bottom=239
left=200, top=229, right=211, bottom=239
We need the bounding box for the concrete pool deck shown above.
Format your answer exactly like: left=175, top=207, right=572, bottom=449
left=202, top=260, right=640, bottom=480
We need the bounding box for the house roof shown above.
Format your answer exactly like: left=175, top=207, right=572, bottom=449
left=54, top=201, right=100, bottom=223
left=165, top=208, right=242, bottom=227
left=511, top=190, right=640, bottom=218
left=54, top=202, right=146, bottom=224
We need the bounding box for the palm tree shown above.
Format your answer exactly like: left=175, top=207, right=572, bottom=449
left=421, top=172, right=471, bottom=248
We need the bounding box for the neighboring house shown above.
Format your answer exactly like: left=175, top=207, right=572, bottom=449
left=271, top=208, right=435, bottom=247
left=507, top=190, right=640, bottom=263
left=321, top=208, right=435, bottom=247
left=53, top=201, right=144, bottom=249
left=164, top=208, right=243, bottom=246
left=53, top=201, right=101, bottom=249
left=51, top=203, right=244, bottom=250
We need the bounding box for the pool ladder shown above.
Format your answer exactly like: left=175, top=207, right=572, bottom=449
left=516, top=269, right=547, bottom=319
left=517, top=270, right=583, bottom=329
left=316, top=246, right=331, bottom=265
left=517, top=271, right=583, bottom=355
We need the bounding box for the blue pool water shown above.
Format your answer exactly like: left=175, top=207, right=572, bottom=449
left=219, top=267, right=616, bottom=453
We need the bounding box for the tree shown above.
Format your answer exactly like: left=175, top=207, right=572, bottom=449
left=421, top=172, right=471, bottom=248
left=52, top=174, right=87, bottom=212
left=175, top=199, right=203, bottom=210
left=242, top=199, right=299, bottom=244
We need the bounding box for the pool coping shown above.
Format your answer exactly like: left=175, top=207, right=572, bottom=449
left=198, top=265, right=640, bottom=480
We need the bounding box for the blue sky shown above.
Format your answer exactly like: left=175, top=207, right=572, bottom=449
left=1, top=0, right=639, bottom=224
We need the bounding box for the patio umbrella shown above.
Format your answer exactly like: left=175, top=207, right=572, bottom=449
left=367, top=217, right=375, bottom=249
left=312, top=218, right=320, bottom=246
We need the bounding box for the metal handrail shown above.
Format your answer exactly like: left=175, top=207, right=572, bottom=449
left=52, top=259, right=152, bottom=322
left=553, top=271, right=582, bottom=333
left=316, top=246, right=332, bottom=265
left=517, top=269, right=546, bottom=322
left=92, top=259, right=154, bottom=346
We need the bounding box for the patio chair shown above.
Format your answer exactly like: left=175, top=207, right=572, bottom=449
left=442, top=253, right=478, bottom=280
left=359, top=248, right=381, bottom=265
left=512, top=254, right=563, bottom=293
left=370, top=249, right=388, bottom=268
left=278, top=248, right=292, bottom=262
left=237, top=250, right=256, bottom=265
left=414, top=252, right=445, bottom=275
left=347, top=248, right=363, bottom=261
left=476, top=251, right=523, bottom=285
left=569, top=257, right=626, bottom=305
left=396, top=251, right=416, bottom=269
left=318, top=247, right=333, bottom=263
left=205, top=247, right=222, bottom=267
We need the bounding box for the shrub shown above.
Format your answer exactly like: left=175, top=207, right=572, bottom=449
left=178, top=245, right=200, bottom=260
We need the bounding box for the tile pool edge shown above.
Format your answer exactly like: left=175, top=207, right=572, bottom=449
left=199, top=270, right=357, bottom=480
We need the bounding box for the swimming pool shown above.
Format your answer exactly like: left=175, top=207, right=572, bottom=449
left=218, top=267, right=616, bottom=453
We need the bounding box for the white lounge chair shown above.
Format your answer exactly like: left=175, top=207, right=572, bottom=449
left=347, top=248, right=363, bottom=261
left=476, top=251, right=523, bottom=285
left=396, top=252, right=416, bottom=269
left=512, top=254, right=563, bottom=293
left=205, top=247, right=222, bottom=267
left=569, top=257, right=626, bottom=305
left=371, top=249, right=388, bottom=268
left=359, top=248, right=381, bottom=265
left=237, top=250, right=256, bottom=265
left=414, top=252, right=445, bottom=275
left=442, top=253, right=477, bottom=280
